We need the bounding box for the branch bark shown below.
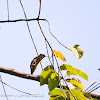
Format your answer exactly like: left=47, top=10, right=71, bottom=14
left=0, top=66, right=100, bottom=99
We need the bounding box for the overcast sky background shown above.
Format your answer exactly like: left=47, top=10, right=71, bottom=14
left=0, top=0, right=100, bottom=100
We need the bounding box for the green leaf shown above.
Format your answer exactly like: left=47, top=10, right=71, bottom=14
left=70, top=79, right=84, bottom=90
left=60, top=64, right=78, bottom=75
left=50, top=96, right=65, bottom=100
left=60, top=64, right=88, bottom=81
left=40, top=65, right=53, bottom=86
left=69, top=45, right=83, bottom=59
left=48, top=73, right=59, bottom=91
left=77, top=70, right=88, bottom=81
left=82, top=92, right=92, bottom=100
left=49, top=89, right=74, bottom=100
left=71, top=89, right=86, bottom=100
left=76, top=47, right=83, bottom=58
left=49, top=89, right=65, bottom=98
left=73, top=44, right=80, bottom=48
left=92, top=98, right=98, bottom=100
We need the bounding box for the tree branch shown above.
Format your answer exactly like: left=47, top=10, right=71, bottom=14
left=0, top=18, right=46, bottom=23
left=0, top=66, right=40, bottom=82
left=0, top=66, right=100, bottom=99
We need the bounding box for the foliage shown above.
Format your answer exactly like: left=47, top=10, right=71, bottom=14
left=48, top=73, right=60, bottom=91
left=29, top=44, right=94, bottom=99
left=0, top=0, right=99, bottom=99
left=70, top=79, right=84, bottom=90
left=60, top=64, right=88, bottom=81
left=40, top=51, right=92, bottom=100
left=40, top=65, right=54, bottom=86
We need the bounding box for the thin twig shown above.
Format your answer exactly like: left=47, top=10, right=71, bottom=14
left=37, top=1, right=76, bottom=98
left=38, top=18, right=76, bottom=100
left=38, top=0, right=41, bottom=18
left=2, top=82, right=33, bottom=95
left=37, top=1, right=68, bottom=99
left=0, top=18, right=70, bottom=52
left=88, top=85, right=100, bottom=93
left=19, top=0, right=43, bottom=70
left=0, top=18, right=46, bottom=23
left=37, top=3, right=76, bottom=100
left=88, top=83, right=100, bottom=93
left=7, top=0, right=9, bottom=20
left=85, top=82, right=97, bottom=91
left=45, top=40, right=52, bottom=65
left=37, top=0, right=52, bottom=70
left=45, top=19, right=71, bottom=51
left=1, top=0, right=72, bottom=52
left=19, top=0, right=38, bottom=55
left=85, top=79, right=100, bottom=91
left=0, top=74, right=8, bottom=100
left=52, top=54, right=54, bottom=69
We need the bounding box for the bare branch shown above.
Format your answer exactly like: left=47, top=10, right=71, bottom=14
left=0, top=66, right=100, bottom=99
left=0, top=66, right=40, bottom=82
left=89, top=92, right=100, bottom=99
left=0, top=18, right=46, bottom=23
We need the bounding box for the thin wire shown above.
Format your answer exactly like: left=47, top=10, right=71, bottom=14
left=7, top=0, right=9, bottom=20
left=0, top=75, right=8, bottom=100
left=19, top=0, right=43, bottom=70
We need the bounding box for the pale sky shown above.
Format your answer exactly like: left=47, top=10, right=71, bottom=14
left=0, top=0, right=100, bottom=100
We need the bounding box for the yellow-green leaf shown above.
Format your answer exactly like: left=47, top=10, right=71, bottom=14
left=52, top=50, right=66, bottom=62
left=69, top=45, right=83, bottom=59
left=60, top=64, right=88, bottom=81
left=40, top=65, right=53, bottom=86
left=48, top=73, right=59, bottom=91
left=49, top=89, right=65, bottom=99
left=71, top=89, right=86, bottom=100
left=70, top=79, right=84, bottom=90
left=82, top=92, right=92, bottom=100
left=69, top=47, right=79, bottom=58
left=49, top=89, right=73, bottom=100
left=50, top=96, right=65, bottom=100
